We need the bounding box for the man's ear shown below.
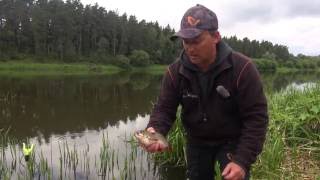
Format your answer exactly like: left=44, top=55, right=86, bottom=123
left=213, top=31, right=221, bottom=43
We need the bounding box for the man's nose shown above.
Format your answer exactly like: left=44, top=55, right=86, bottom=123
left=186, top=45, right=195, bottom=53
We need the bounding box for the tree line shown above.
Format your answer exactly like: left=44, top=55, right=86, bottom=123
left=0, top=0, right=313, bottom=68
left=223, top=36, right=291, bottom=61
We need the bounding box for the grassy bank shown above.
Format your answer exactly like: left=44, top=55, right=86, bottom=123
left=0, top=61, right=122, bottom=76
left=277, top=67, right=320, bottom=73
left=131, top=64, right=167, bottom=75
left=255, top=83, right=320, bottom=179
left=1, top=61, right=320, bottom=77
left=0, top=61, right=168, bottom=77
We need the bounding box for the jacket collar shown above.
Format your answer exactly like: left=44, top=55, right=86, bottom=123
left=178, top=41, right=233, bottom=80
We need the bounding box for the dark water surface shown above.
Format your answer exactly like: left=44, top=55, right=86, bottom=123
left=0, top=71, right=319, bottom=179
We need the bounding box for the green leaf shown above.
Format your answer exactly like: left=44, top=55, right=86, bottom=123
left=310, top=105, right=320, bottom=114
left=299, top=113, right=309, bottom=121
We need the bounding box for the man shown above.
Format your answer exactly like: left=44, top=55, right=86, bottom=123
left=144, top=4, right=268, bottom=180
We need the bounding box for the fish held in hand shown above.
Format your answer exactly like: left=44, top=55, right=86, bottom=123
left=134, top=130, right=170, bottom=151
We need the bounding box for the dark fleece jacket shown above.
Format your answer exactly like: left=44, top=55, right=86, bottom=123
left=147, top=40, right=268, bottom=171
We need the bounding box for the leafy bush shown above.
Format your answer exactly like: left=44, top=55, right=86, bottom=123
left=113, top=55, right=131, bottom=69
left=254, top=58, right=277, bottom=71
left=129, top=50, right=150, bottom=67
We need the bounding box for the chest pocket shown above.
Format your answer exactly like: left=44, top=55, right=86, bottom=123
left=181, top=89, right=200, bottom=113
left=179, top=78, right=200, bottom=113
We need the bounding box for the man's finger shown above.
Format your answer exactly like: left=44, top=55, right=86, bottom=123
left=146, top=127, right=156, bottom=134
left=146, top=143, right=160, bottom=152
left=222, top=163, right=231, bottom=176
left=224, top=170, right=237, bottom=180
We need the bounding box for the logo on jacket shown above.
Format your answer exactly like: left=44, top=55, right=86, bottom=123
left=182, top=91, right=199, bottom=99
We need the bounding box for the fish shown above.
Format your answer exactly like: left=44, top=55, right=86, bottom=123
left=134, top=130, right=170, bottom=151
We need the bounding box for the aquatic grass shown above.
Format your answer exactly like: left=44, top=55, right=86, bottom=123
left=58, top=140, right=80, bottom=179
left=0, top=128, right=17, bottom=180
left=0, top=130, right=158, bottom=179
left=153, top=107, right=187, bottom=166
left=80, top=141, right=91, bottom=179
left=214, top=161, right=222, bottom=180
left=38, top=151, right=51, bottom=180
left=98, top=133, right=110, bottom=178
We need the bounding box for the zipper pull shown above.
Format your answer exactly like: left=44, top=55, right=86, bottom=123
left=203, top=113, right=208, bottom=122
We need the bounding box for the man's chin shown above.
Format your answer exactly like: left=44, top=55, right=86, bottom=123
left=190, top=58, right=201, bottom=64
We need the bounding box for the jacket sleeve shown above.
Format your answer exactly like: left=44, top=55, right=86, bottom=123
left=233, top=61, right=269, bottom=171
left=146, top=68, right=180, bottom=136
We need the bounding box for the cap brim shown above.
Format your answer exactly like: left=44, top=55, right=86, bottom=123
left=170, top=28, right=203, bottom=41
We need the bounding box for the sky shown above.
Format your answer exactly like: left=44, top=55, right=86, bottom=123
left=81, top=0, right=320, bottom=56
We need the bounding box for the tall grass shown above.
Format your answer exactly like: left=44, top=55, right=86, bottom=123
left=153, top=108, right=187, bottom=166
left=254, top=83, right=320, bottom=179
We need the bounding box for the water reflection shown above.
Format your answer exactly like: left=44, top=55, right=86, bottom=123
left=0, top=73, right=162, bottom=142
left=261, top=71, right=320, bottom=93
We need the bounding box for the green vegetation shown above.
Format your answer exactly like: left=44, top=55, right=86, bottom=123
left=0, top=61, right=168, bottom=77
left=253, top=56, right=320, bottom=72
left=154, top=109, right=186, bottom=166
left=255, top=83, right=320, bottom=179
left=0, top=61, right=122, bottom=76
left=129, top=50, right=151, bottom=67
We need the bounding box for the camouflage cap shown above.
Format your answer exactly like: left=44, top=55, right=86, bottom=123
left=171, top=4, right=218, bottom=40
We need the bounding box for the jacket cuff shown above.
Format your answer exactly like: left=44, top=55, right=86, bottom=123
left=231, top=154, right=250, bottom=173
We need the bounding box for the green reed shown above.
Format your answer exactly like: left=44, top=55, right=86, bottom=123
left=153, top=107, right=187, bottom=166
left=214, top=161, right=222, bottom=180
left=39, top=151, right=51, bottom=180
left=0, top=129, right=159, bottom=180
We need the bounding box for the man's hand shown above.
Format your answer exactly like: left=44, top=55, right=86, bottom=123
left=222, top=162, right=245, bottom=180
left=141, top=127, right=167, bottom=153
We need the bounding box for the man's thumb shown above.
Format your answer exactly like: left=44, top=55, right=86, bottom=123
left=222, top=163, right=231, bottom=176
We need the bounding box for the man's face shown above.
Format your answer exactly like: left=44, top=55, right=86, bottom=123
left=182, top=31, right=220, bottom=67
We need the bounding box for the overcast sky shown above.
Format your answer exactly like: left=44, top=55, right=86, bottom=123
left=81, top=0, right=320, bottom=56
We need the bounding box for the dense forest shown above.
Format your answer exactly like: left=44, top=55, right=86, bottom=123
left=0, top=0, right=318, bottom=68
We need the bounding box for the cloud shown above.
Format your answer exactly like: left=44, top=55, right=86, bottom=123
left=284, top=0, right=320, bottom=17
left=221, top=16, right=320, bottom=55
left=219, top=0, right=320, bottom=25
